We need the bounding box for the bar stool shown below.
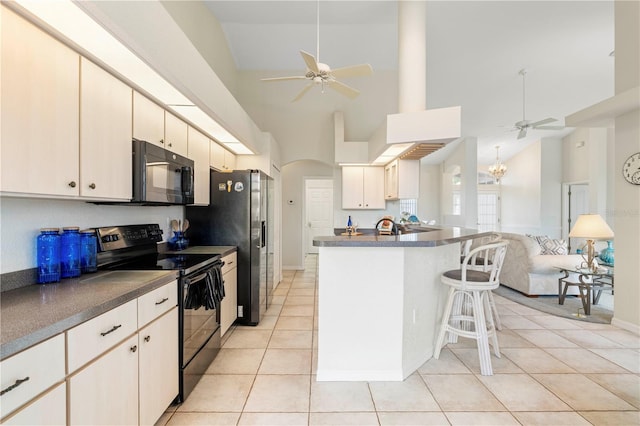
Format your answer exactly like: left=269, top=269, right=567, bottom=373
left=434, top=240, right=509, bottom=375
left=461, top=234, right=504, bottom=330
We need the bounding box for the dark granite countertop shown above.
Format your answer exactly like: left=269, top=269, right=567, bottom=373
left=313, top=226, right=491, bottom=247
left=0, top=270, right=178, bottom=360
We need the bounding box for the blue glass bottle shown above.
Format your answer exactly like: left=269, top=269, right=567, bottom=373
left=80, top=229, right=98, bottom=273
left=37, top=228, right=61, bottom=284
left=599, top=240, right=614, bottom=265
left=61, top=227, right=81, bottom=278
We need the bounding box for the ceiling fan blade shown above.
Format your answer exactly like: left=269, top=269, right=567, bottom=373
left=291, top=83, right=314, bottom=102
left=328, top=80, right=360, bottom=99
left=536, top=125, right=565, bottom=130
left=530, top=117, right=557, bottom=127
left=517, top=128, right=527, bottom=139
left=300, top=50, right=319, bottom=74
left=261, top=76, right=308, bottom=82
left=330, top=63, right=373, bottom=79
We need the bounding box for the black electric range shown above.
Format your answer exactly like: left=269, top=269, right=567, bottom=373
left=95, top=224, right=223, bottom=403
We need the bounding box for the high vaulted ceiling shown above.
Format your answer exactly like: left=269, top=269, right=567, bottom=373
left=204, top=1, right=614, bottom=164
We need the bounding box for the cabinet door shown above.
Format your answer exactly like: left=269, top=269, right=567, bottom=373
left=132, top=92, right=165, bottom=147
left=79, top=58, right=132, bottom=200
left=188, top=127, right=211, bottom=205
left=363, top=167, right=385, bottom=209
left=1, top=383, right=66, bottom=426
left=220, top=252, right=238, bottom=335
left=342, top=167, right=364, bottom=209
left=164, top=112, right=188, bottom=156
left=139, top=308, right=178, bottom=426
left=224, top=149, right=237, bottom=171
left=384, top=160, right=398, bottom=200
left=1, top=7, right=79, bottom=196
left=397, top=160, right=420, bottom=199
left=68, top=335, right=139, bottom=426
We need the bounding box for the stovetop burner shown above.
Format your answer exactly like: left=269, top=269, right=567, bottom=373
left=95, top=224, right=219, bottom=275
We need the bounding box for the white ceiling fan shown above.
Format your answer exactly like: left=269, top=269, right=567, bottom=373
left=260, top=1, right=373, bottom=102
left=513, top=69, right=564, bottom=139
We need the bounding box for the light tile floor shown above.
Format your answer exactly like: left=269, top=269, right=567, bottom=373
left=159, top=254, right=640, bottom=426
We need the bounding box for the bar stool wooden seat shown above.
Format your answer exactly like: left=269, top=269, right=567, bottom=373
left=434, top=240, right=509, bottom=375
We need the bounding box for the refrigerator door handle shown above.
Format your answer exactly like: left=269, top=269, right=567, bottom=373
left=261, top=221, right=266, bottom=248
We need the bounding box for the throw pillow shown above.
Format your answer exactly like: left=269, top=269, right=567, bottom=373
left=526, top=234, right=568, bottom=255
left=540, top=238, right=568, bottom=255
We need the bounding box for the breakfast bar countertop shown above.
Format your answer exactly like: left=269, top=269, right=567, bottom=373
left=313, top=226, right=491, bottom=247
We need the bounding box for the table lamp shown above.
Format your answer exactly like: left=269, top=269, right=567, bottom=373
left=568, top=214, right=614, bottom=272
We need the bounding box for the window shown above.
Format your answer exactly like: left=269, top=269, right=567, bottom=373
left=477, top=191, right=500, bottom=232
left=452, top=192, right=461, bottom=215
left=399, top=199, right=417, bottom=216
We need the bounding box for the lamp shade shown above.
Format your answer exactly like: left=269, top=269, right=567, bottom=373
left=568, top=214, right=614, bottom=239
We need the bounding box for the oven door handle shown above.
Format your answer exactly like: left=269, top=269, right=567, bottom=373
left=185, top=270, right=210, bottom=285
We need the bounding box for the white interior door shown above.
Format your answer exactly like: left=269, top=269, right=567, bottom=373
left=305, top=179, right=334, bottom=254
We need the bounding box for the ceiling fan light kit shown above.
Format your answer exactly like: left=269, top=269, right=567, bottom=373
left=260, top=1, right=373, bottom=102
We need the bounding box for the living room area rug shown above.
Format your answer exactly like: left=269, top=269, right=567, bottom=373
left=494, top=285, right=613, bottom=324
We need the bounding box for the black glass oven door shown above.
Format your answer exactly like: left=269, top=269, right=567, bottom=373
left=181, top=272, right=219, bottom=367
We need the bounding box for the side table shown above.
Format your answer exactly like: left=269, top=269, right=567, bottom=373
left=557, top=267, right=614, bottom=315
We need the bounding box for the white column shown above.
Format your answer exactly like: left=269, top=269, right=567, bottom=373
left=397, top=0, right=426, bottom=113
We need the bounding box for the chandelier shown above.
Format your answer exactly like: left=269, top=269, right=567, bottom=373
left=488, top=145, right=507, bottom=182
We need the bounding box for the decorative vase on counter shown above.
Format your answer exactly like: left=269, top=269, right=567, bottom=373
left=169, top=231, right=189, bottom=251
left=599, top=240, right=614, bottom=265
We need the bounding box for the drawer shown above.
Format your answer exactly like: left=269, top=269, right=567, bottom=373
left=0, top=334, right=65, bottom=419
left=67, top=299, right=137, bottom=373
left=221, top=252, right=237, bottom=275
left=138, top=280, right=178, bottom=328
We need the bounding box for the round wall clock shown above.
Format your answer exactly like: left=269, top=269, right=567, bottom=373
left=623, top=152, right=640, bottom=185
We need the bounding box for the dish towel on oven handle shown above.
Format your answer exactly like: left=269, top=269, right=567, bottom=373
left=184, top=259, right=225, bottom=310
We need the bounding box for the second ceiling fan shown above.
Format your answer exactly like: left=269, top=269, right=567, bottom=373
left=261, top=1, right=373, bottom=102
left=513, top=69, right=565, bottom=139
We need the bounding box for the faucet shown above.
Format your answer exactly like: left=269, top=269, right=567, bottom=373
left=375, top=218, right=398, bottom=235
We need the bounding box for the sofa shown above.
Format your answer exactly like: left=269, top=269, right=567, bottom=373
left=499, top=233, right=584, bottom=296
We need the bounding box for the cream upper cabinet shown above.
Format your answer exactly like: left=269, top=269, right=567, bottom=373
left=342, top=167, right=385, bottom=209
left=384, top=159, right=419, bottom=200
left=132, top=91, right=165, bottom=147
left=210, top=141, right=236, bottom=171
left=79, top=58, right=132, bottom=200
left=164, top=112, right=188, bottom=157
left=188, top=127, right=211, bottom=205
left=1, top=6, right=80, bottom=196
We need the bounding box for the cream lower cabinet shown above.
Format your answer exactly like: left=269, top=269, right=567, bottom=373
left=68, top=335, right=139, bottom=426
left=342, top=166, right=385, bottom=209
left=220, top=252, right=238, bottom=335
left=1, top=383, right=66, bottom=426
left=1, top=6, right=80, bottom=197
left=188, top=127, right=211, bottom=205
left=65, top=280, right=178, bottom=425
left=139, top=307, right=178, bottom=426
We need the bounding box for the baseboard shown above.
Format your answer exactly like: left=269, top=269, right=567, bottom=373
left=283, top=265, right=304, bottom=271
left=611, top=317, right=640, bottom=335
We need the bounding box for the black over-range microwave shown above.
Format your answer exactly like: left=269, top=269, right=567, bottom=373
left=132, top=138, right=194, bottom=205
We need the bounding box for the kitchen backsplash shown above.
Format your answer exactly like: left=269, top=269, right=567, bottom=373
left=0, top=197, right=183, bottom=274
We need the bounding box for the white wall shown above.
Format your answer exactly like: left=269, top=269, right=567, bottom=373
left=501, top=142, right=542, bottom=234
left=418, top=163, right=441, bottom=224
left=441, top=138, right=477, bottom=228
left=0, top=197, right=183, bottom=273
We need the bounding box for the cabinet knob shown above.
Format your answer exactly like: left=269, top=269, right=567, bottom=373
left=89, top=183, right=96, bottom=189
left=159, top=139, right=164, bottom=144
left=144, top=335, right=151, bottom=343
left=68, top=181, right=77, bottom=188
left=168, top=143, right=172, bottom=147
left=130, top=345, right=137, bottom=353
left=358, top=204, right=362, bottom=207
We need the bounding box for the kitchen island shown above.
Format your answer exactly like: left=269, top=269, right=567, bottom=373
left=313, top=226, right=490, bottom=381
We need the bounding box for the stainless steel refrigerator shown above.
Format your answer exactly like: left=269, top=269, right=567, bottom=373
left=186, top=170, right=273, bottom=325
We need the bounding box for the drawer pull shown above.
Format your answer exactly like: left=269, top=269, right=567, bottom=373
left=155, top=297, right=169, bottom=305
left=144, top=335, right=151, bottom=343
left=0, top=377, right=30, bottom=396
left=100, top=324, right=122, bottom=337
left=130, top=345, right=137, bottom=353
